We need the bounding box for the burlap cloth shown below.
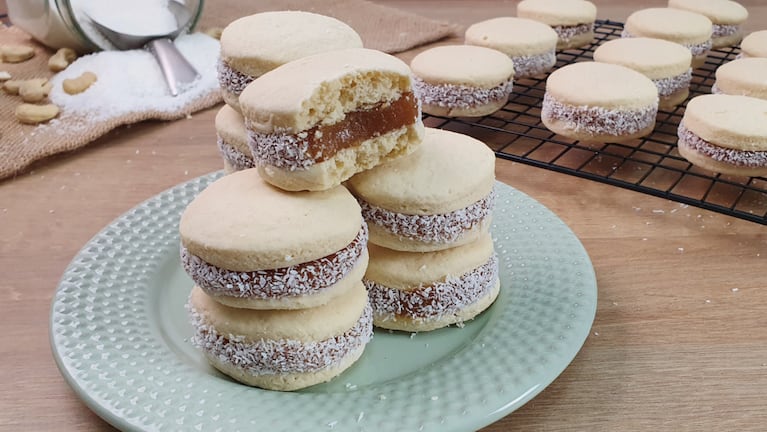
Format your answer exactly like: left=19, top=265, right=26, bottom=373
left=0, top=0, right=458, bottom=181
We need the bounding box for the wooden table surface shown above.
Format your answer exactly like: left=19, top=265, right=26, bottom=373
left=2, top=1, right=766, bottom=431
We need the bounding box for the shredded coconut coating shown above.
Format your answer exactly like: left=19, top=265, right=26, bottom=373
left=553, top=23, right=594, bottom=42
left=247, top=128, right=316, bottom=170
left=366, top=254, right=499, bottom=320
left=654, top=69, right=692, bottom=96
left=217, top=59, right=255, bottom=96
left=711, top=83, right=723, bottom=94
left=413, top=77, right=513, bottom=110
left=188, top=301, right=373, bottom=375
left=678, top=123, right=767, bottom=168
left=512, top=50, right=556, bottom=78
left=217, top=136, right=255, bottom=171
left=712, top=24, right=739, bottom=38
left=361, top=189, right=495, bottom=245
left=622, top=30, right=712, bottom=57
left=181, top=224, right=368, bottom=299
left=542, top=93, right=658, bottom=136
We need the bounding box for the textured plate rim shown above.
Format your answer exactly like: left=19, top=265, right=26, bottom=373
left=50, top=172, right=597, bottom=432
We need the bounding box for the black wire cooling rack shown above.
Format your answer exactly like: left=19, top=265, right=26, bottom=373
left=423, top=19, right=767, bottom=225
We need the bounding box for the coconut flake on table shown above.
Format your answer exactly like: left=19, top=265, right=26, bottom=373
left=47, top=32, right=220, bottom=123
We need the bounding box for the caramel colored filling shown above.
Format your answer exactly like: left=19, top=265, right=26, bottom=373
left=249, top=92, right=420, bottom=169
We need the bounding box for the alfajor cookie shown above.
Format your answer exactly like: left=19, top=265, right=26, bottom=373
left=365, top=234, right=499, bottom=332
left=215, top=104, right=254, bottom=173
left=668, top=0, right=749, bottom=48
left=594, top=37, right=693, bottom=109
left=410, top=45, right=514, bottom=117
left=188, top=282, right=373, bottom=391
left=218, top=11, right=362, bottom=112
left=712, top=57, right=767, bottom=100
left=240, top=48, right=424, bottom=192
left=179, top=169, right=368, bottom=310
left=464, top=17, right=558, bottom=78
left=623, top=8, right=713, bottom=68
left=541, top=62, right=659, bottom=142
left=516, top=0, right=598, bottom=50
left=740, top=30, right=767, bottom=59
left=677, top=94, right=767, bottom=177
left=346, top=128, right=495, bottom=252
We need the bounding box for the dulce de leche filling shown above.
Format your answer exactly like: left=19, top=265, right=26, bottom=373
left=248, top=92, right=420, bottom=170
left=181, top=224, right=368, bottom=299
left=678, top=123, right=767, bottom=168
left=366, top=254, right=499, bottom=320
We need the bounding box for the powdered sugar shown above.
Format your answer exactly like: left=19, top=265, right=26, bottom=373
left=622, top=30, right=711, bottom=57
left=217, top=59, right=255, bottom=96
left=360, top=189, right=495, bottom=245
left=217, top=137, right=255, bottom=171
left=553, top=23, right=594, bottom=42
left=511, top=51, right=556, bottom=78
left=654, top=69, right=692, bottom=97
left=46, top=32, right=220, bottom=122
left=678, top=123, right=767, bottom=168
left=188, top=300, right=373, bottom=374
left=412, top=77, right=513, bottom=110
left=542, top=93, right=658, bottom=136
left=181, top=224, right=368, bottom=299
left=366, top=254, right=499, bottom=320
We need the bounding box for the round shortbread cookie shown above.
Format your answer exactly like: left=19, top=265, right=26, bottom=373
left=218, top=11, right=362, bottom=112
left=410, top=45, right=514, bottom=117
left=740, top=31, right=767, bottom=58
left=542, top=62, right=659, bottom=142
left=188, top=283, right=372, bottom=391
left=240, top=48, right=424, bottom=192
left=179, top=169, right=367, bottom=309
left=713, top=58, right=767, bottom=100
left=668, top=0, right=748, bottom=48
left=464, top=17, right=557, bottom=77
left=593, top=37, right=692, bottom=108
left=364, top=234, right=500, bottom=332
left=347, top=127, right=495, bottom=251
left=624, top=8, right=712, bottom=68
left=215, top=104, right=254, bottom=173
left=516, top=0, right=597, bottom=49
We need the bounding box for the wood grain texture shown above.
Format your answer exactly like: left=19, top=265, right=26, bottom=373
left=1, top=1, right=766, bottom=431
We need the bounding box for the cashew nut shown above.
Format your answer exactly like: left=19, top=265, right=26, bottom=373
left=15, top=103, right=60, bottom=125
left=3, top=79, right=22, bottom=95
left=48, top=47, right=78, bottom=72
left=1, top=44, right=36, bottom=63
left=19, top=78, right=51, bottom=103
left=63, top=71, right=97, bottom=95
left=0, top=71, right=11, bottom=81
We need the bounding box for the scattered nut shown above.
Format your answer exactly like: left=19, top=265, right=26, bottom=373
left=3, top=79, right=22, bottom=95
left=15, top=103, right=60, bottom=125
left=48, top=47, right=78, bottom=72
left=203, top=27, right=223, bottom=40
left=63, top=71, right=97, bottom=95
left=19, top=78, right=50, bottom=103
left=1, top=44, right=36, bottom=63
left=0, top=71, right=11, bottom=81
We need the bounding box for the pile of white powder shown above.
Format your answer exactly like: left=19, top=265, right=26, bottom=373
left=74, top=0, right=183, bottom=49
left=47, top=32, right=220, bottom=122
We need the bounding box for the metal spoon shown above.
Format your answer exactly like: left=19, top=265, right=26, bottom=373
left=87, top=0, right=201, bottom=96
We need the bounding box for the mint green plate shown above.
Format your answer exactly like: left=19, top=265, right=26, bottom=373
left=50, top=174, right=597, bottom=432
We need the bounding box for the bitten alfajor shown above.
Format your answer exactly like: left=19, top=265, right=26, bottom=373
left=464, top=17, right=558, bottom=78
left=365, top=234, right=499, bottom=332
left=740, top=30, right=767, bottom=59
left=215, top=104, right=254, bottom=173
left=240, top=48, right=424, bottom=192
left=218, top=11, right=362, bottom=112
left=179, top=169, right=368, bottom=309
left=594, top=37, right=693, bottom=109
left=623, top=8, right=713, bottom=68
left=677, top=94, right=767, bottom=177
left=668, top=0, right=749, bottom=48
left=541, top=62, right=659, bottom=142
left=516, top=0, right=598, bottom=50
left=712, top=57, right=767, bottom=100
left=346, top=128, right=495, bottom=252
left=410, top=45, right=514, bottom=117
left=188, top=283, right=373, bottom=391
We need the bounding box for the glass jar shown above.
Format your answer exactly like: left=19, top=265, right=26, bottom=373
left=7, top=0, right=204, bottom=53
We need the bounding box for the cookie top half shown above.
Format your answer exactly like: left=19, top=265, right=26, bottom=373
left=593, top=37, right=692, bottom=79
left=625, top=8, right=713, bottom=45
left=715, top=57, right=767, bottom=100
left=683, top=94, right=767, bottom=151
left=741, top=31, right=767, bottom=58
left=517, top=0, right=597, bottom=26
left=410, top=45, right=515, bottom=88
left=464, top=17, right=558, bottom=56
left=668, top=0, right=748, bottom=25
left=347, top=128, right=495, bottom=215
left=179, top=169, right=362, bottom=271
left=214, top=104, right=248, bottom=152
left=219, top=11, right=363, bottom=77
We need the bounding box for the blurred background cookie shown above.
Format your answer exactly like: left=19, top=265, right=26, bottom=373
left=623, top=8, right=713, bottom=68
left=516, top=0, right=597, bottom=50
left=668, top=0, right=748, bottom=48
left=712, top=57, right=767, bottom=100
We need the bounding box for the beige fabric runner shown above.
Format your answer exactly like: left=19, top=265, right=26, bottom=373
left=0, top=0, right=457, bottom=181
